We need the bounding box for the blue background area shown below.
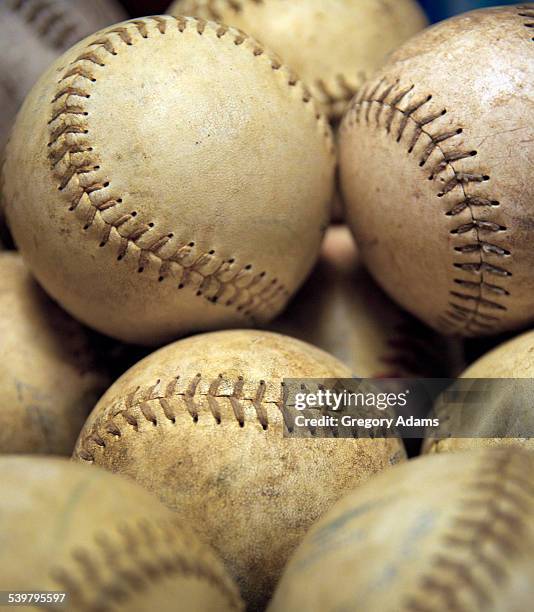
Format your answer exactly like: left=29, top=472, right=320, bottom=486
left=419, top=0, right=523, bottom=23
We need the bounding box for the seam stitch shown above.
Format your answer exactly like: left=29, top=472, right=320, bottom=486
left=403, top=449, right=534, bottom=612
left=518, top=4, right=534, bottom=41
left=75, top=374, right=291, bottom=463
left=343, top=77, right=512, bottom=335
left=47, top=16, right=331, bottom=320
left=177, top=0, right=362, bottom=110
left=47, top=517, right=242, bottom=612
left=74, top=371, right=389, bottom=462
left=8, top=0, right=79, bottom=49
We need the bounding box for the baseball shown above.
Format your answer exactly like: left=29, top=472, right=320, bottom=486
left=0, top=0, right=125, bottom=149
left=168, top=0, right=428, bottom=120
left=0, top=456, right=243, bottom=611
left=270, top=225, right=464, bottom=377
left=2, top=15, right=334, bottom=345
left=0, top=252, right=109, bottom=455
left=424, top=329, right=534, bottom=454
left=340, top=6, right=534, bottom=336
left=270, top=447, right=534, bottom=612
left=73, top=329, right=406, bottom=608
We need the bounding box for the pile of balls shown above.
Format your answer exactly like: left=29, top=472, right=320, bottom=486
left=0, top=1, right=533, bottom=610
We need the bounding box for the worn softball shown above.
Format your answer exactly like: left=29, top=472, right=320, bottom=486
left=73, top=329, right=406, bottom=608
left=0, top=456, right=243, bottom=611
left=0, top=252, right=110, bottom=455
left=270, top=225, right=464, bottom=377
left=270, top=447, right=534, bottom=612
left=0, top=0, right=125, bottom=149
left=424, top=329, right=534, bottom=455
left=169, top=0, right=428, bottom=119
left=340, top=6, right=534, bottom=337
left=2, top=16, right=334, bottom=345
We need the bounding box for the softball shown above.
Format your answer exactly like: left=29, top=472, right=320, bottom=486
left=340, top=6, right=534, bottom=336
left=270, top=447, right=534, bottom=612
left=424, top=329, right=534, bottom=454
left=73, top=329, right=405, bottom=608
left=0, top=252, right=109, bottom=455
left=270, top=225, right=464, bottom=377
left=0, top=456, right=243, bottom=611
left=169, top=0, right=428, bottom=119
left=2, top=15, right=334, bottom=345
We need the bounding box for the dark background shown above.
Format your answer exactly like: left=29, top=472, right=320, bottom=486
left=119, top=0, right=523, bottom=22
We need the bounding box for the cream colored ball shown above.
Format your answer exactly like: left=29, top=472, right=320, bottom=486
left=0, top=252, right=109, bottom=455
left=0, top=456, right=243, bottom=611
left=2, top=16, right=334, bottom=344
left=424, top=329, right=534, bottom=455
left=73, top=329, right=405, bottom=608
left=340, top=6, right=534, bottom=336
left=270, top=448, right=534, bottom=612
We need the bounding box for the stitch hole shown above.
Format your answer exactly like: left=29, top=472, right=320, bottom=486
left=83, top=111, right=89, bottom=116
left=215, top=417, right=221, bottom=425
left=93, top=165, right=100, bottom=170
left=441, top=109, right=447, bottom=116
left=196, top=291, right=202, bottom=296
left=482, top=175, right=490, bottom=181
left=419, top=160, right=425, bottom=167
left=158, top=276, right=164, bottom=282
left=245, top=264, right=252, bottom=270
left=239, top=421, right=245, bottom=428
left=228, top=258, right=235, bottom=264
left=148, top=222, right=154, bottom=228
left=188, top=242, right=195, bottom=247
left=168, top=233, right=174, bottom=238
left=426, top=95, right=432, bottom=101
left=456, top=128, right=463, bottom=134
left=192, top=415, right=199, bottom=423
left=103, top=181, right=110, bottom=188
left=130, top=211, right=137, bottom=216
left=178, top=283, right=185, bottom=289
left=491, top=201, right=500, bottom=207
left=137, top=267, right=144, bottom=273
left=260, top=272, right=266, bottom=278
left=117, top=255, right=124, bottom=261
left=117, top=198, right=123, bottom=203
left=470, top=151, right=478, bottom=156
left=209, top=250, right=215, bottom=255
left=262, top=423, right=268, bottom=431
